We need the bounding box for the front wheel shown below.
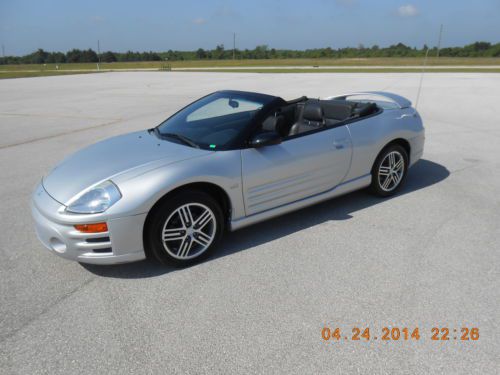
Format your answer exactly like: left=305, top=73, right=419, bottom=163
left=370, top=144, right=408, bottom=197
left=146, top=190, right=224, bottom=266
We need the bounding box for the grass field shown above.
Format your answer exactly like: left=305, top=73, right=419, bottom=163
left=1, top=57, right=499, bottom=79
left=185, top=67, right=500, bottom=73
left=0, top=70, right=101, bottom=79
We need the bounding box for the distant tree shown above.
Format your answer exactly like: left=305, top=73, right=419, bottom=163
left=166, top=49, right=176, bottom=61
left=82, top=49, right=98, bottom=62
left=3, top=42, right=500, bottom=66
left=196, top=48, right=206, bottom=59
left=214, top=44, right=225, bottom=59
left=100, top=51, right=117, bottom=62
left=65, top=49, right=98, bottom=63
left=323, top=47, right=334, bottom=57
left=490, top=43, right=500, bottom=57
left=66, top=49, right=83, bottom=63
left=472, top=42, right=491, bottom=51
left=141, top=51, right=161, bottom=61
left=30, top=49, right=48, bottom=64
left=122, top=50, right=138, bottom=61
left=52, top=52, right=66, bottom=63
left=254, top=45, right=269, bottom=59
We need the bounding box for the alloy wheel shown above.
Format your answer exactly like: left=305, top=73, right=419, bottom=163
left=161, top=203, right=216, bottom=260
left=378, top=151, right=405, bottom=192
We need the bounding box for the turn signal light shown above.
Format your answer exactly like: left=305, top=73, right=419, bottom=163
left=74, top=222, right=108, bottom=233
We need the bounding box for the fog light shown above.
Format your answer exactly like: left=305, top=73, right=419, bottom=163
left=74, top=222, right=108, bottom=233
left=49, top=237, right=67, bottom=253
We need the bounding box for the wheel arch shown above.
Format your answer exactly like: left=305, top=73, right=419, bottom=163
left=373, top=138, right=411, bottom=171
left=142, top=181, right=231, bottom=259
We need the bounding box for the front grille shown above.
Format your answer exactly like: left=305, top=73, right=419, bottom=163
left=81, top=236, right=112, bottom=253
left=85, top=237, right=110, bottom=243
left=92, top=247, right=112, bottom=253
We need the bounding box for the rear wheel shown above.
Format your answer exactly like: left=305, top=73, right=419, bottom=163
left=370, top=144, right=408, bottom=197
left=146, top=190, right=224, bottom=266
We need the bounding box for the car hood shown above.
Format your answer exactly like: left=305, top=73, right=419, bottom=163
left=43, top=130, right=210, bottom=204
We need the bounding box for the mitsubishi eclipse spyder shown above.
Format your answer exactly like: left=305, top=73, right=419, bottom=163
left=31, top=90, right=425, bottom=266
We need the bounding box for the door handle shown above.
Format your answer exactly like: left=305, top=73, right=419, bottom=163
left=333, top=138, right=348, bottom=149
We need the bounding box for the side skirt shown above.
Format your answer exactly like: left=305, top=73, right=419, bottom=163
left=229, top=174, right=371, bottom=231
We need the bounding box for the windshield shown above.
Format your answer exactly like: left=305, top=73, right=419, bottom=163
left=157, top=92, right=272, bottom=149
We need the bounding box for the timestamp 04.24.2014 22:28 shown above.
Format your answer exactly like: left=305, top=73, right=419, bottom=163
left=321, top=327, right=480, bottom=342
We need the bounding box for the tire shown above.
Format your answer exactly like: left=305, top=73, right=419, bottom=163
left=370, top=144, right=409, bottom=197
left=146, top=190, right=224, bottom=267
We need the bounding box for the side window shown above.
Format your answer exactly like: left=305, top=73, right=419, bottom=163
left=187, top=98, right=263, bottom=122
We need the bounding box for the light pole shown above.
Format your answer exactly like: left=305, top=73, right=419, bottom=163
left=233, top=33, right=236, bottom=60
left=436, top=24, right=443, bottom=58
left=97, top=40, right=101, bottom=70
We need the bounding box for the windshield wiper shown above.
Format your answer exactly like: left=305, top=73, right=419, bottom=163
left=160, top=132, right=200, bottom=149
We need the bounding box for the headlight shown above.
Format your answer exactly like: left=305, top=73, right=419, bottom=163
left=66, top=181, right=122, bottom=214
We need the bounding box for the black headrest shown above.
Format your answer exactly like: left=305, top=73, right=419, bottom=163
left=302, top=102, right=323, bottom=122
left=320, top=100, right=353, bottom=120
left=353, top=102, right=377, bottom=117
left=274, top=116, right=289, bottom=137
left=262, top=115, right=285, bottom=134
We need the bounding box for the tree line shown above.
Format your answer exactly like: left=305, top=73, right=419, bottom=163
left=1, top=42, right=499, bottom=65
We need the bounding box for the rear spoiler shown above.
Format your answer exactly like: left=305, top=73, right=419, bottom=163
left=325, top=91, right=412, bottom=109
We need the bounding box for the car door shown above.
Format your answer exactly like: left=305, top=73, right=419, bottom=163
left=241, top=126, right=352, bottom=216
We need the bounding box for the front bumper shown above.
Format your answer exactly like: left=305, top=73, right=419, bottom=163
left=31, top=183, right=146, bottom=265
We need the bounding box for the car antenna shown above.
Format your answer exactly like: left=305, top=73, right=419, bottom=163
left=415, top=46, right=429, bottom=111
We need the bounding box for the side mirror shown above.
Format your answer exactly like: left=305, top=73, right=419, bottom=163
left=249, top=131, right=282, bottom=148
left=228, top=99, right=239, bottom=108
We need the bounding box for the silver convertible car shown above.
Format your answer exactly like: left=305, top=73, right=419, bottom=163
left=32, top=90, right=425, bottom=266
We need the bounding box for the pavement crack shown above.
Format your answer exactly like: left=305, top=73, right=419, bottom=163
left=0, top=277, right=96, bottom=343
left=0, top=118, right=123, bottom=150
left=0, top=112, right=121, bottom=121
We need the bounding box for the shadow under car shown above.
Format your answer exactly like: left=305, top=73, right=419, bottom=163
left=82, top=159, right=449, bottom=279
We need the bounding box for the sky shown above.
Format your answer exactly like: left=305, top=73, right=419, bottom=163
left=0, top=0, right=499, bottom=56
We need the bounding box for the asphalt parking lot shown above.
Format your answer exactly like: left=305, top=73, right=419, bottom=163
left=1, top=72, right=499, bottom=374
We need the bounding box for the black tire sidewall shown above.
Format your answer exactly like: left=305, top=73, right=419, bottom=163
left=370, top=144, right=409, bottom=197
left=147, top=190, right=224, bottom=266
